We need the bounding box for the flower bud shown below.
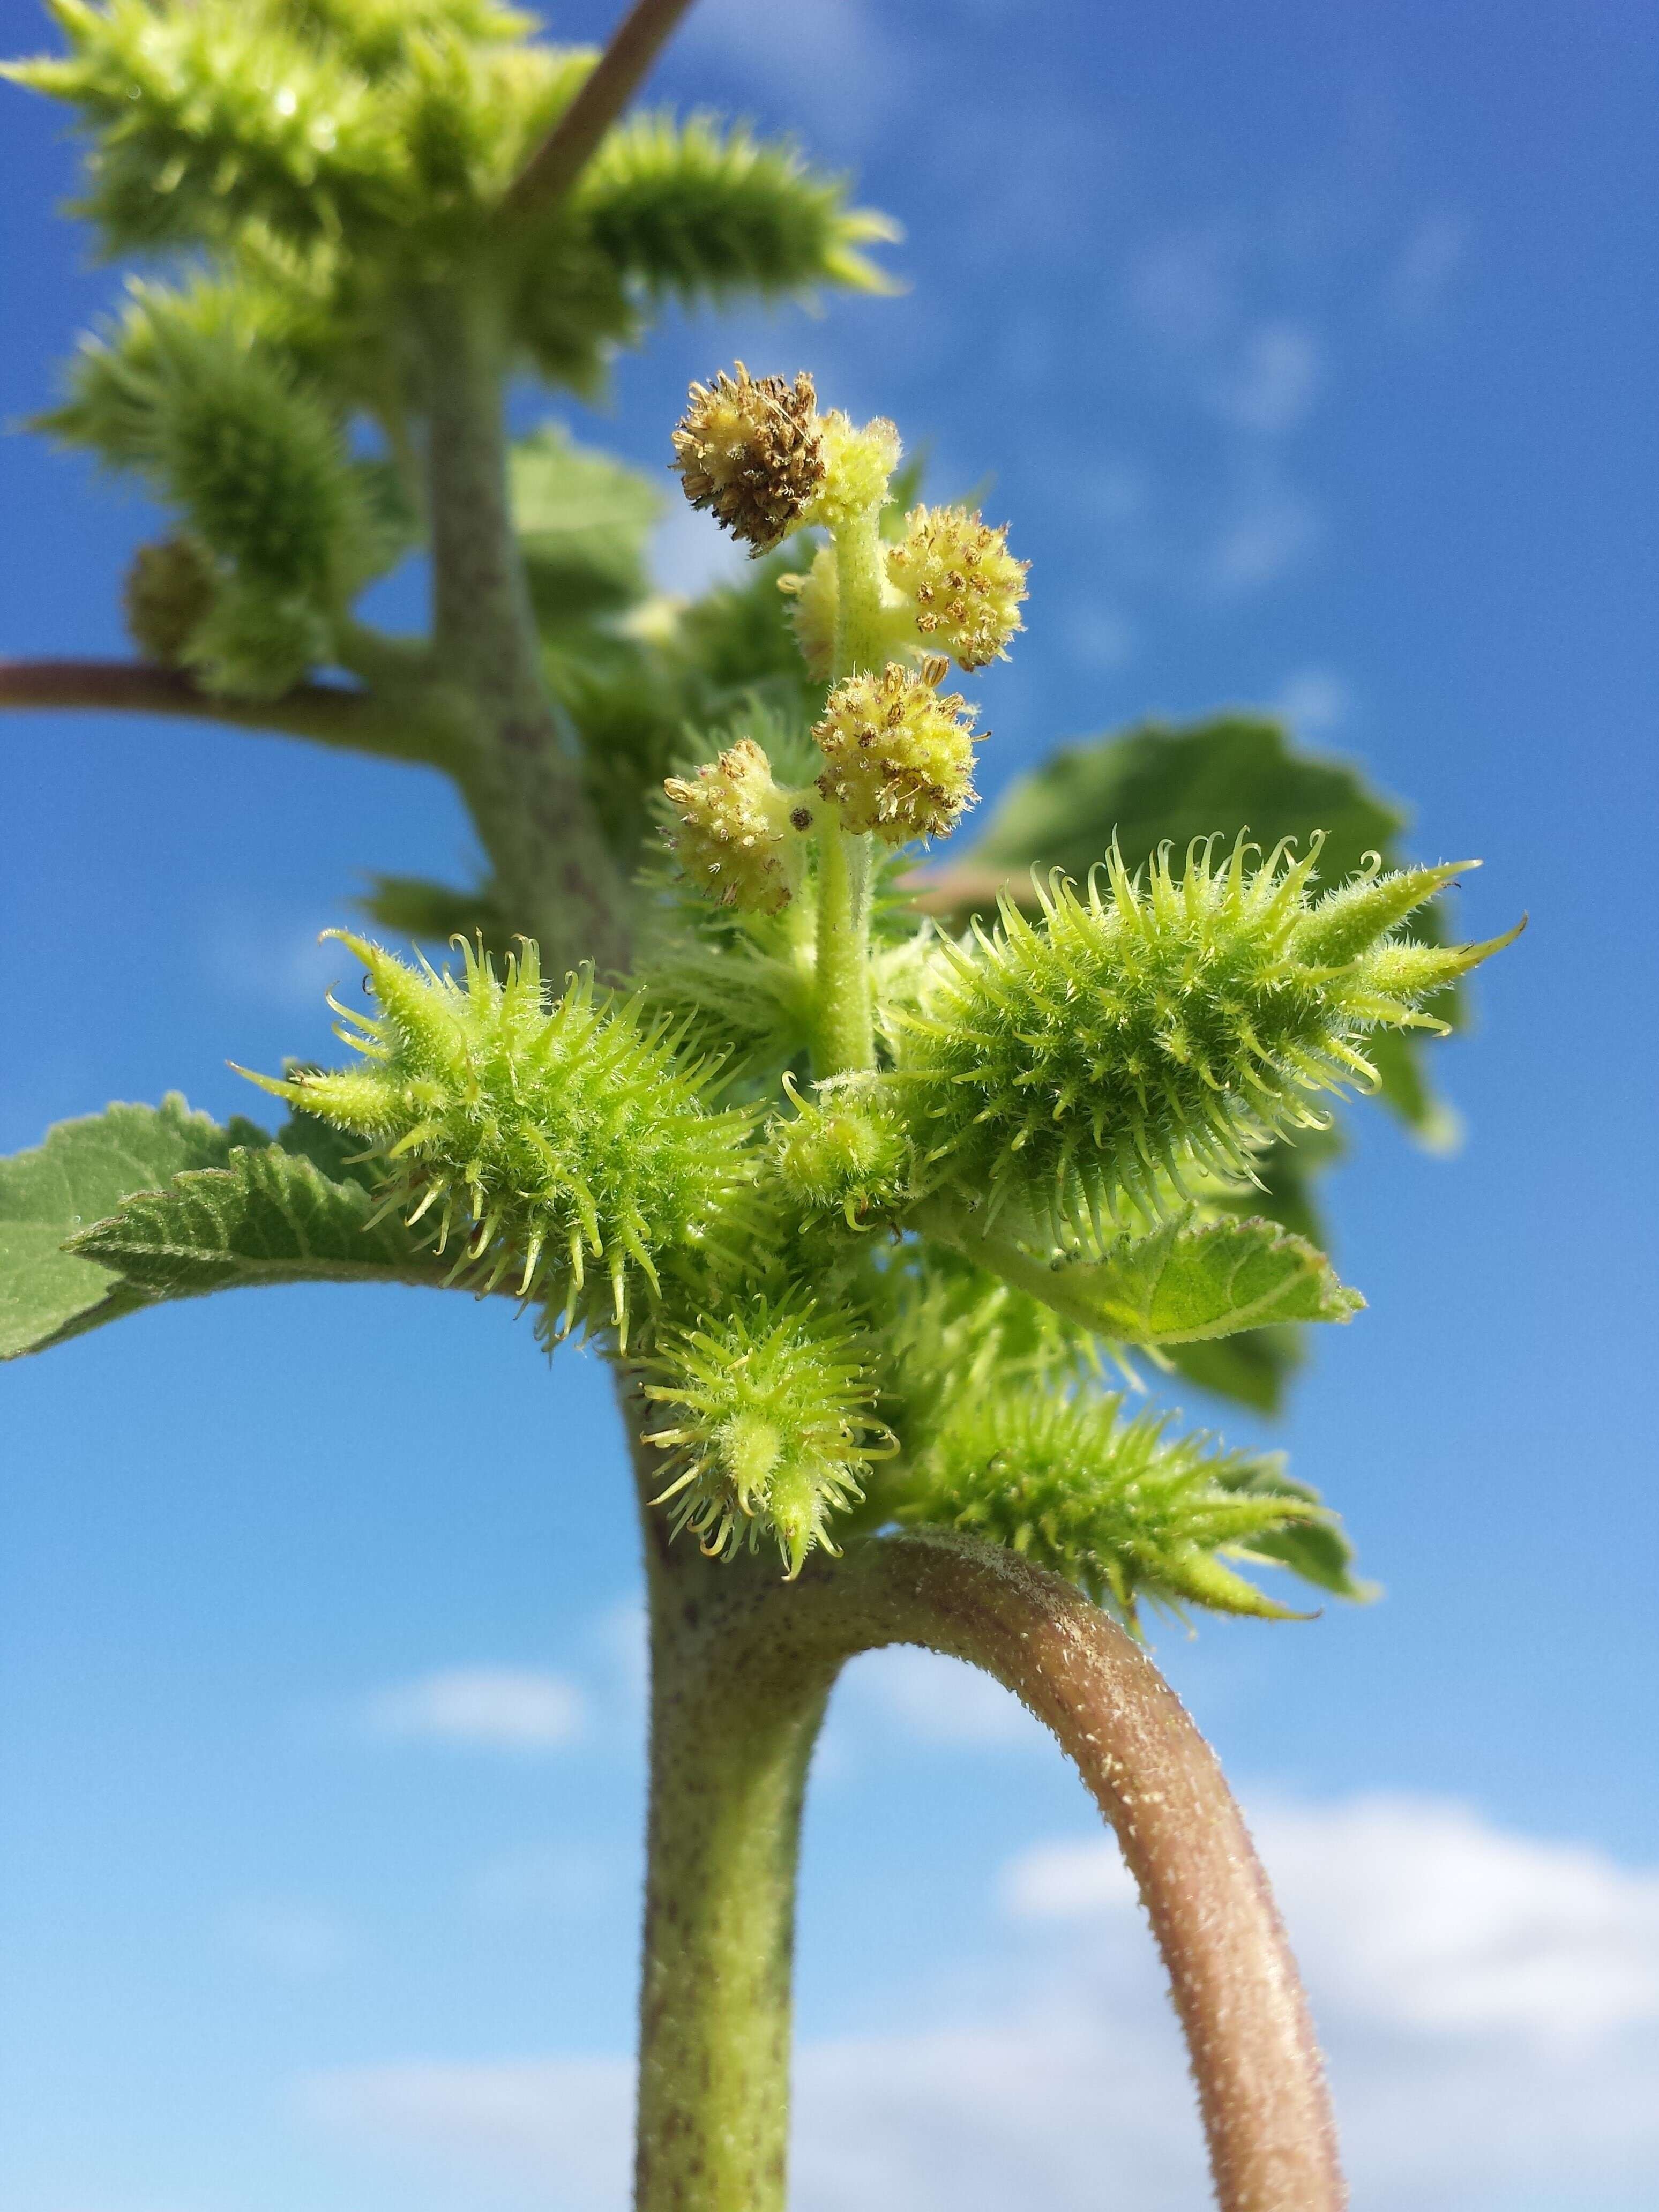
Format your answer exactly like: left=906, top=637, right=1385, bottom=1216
left=670, top=363, right=824, bottom=555
left=643, top=1292, right=890, bottom=1575
left=887, top=504, right=1028, bottom=670
left=813, top=661, right=980, bottom=845
left=123, top=535, right=218, bottom=666
left=802, top=409, right=901, bottom=533
left=779, top=544, right=838, bottom=682
left=664, top=737, right=796, bottom=913
left=772, top=1074, right=914, bottom=1227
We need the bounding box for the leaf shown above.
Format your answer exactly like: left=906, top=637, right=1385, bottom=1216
left=0, top=1095, right=259, bottom=1358
left=510, top=425, right=661, bottom=626
left=961, top=713, right=1407, bottom=893
left=1210, top=1458, right=1377, bottom=1601
left=358, top=873, right=518, bottom=960
left=67, top=1137, right=445, bottom=1301
left=933, top=1208, right=1363, bottom=1347
left=1163, top=1327, right=1303, bottom=1416
left=0, top=1097, right=452, bottom=1361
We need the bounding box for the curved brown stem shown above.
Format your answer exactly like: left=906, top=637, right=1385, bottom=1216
left=500, top=0, right=698, bottom=224
left=763, top=1530, right=1347, bottom=2212
left=0, top=657, right=455, bottom=767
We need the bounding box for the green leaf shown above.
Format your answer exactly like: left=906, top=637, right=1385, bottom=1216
left=0, top=1095, right=258, bottom=1357
left=358, top=874, right=518, bottom=961
left=1163, top=1326, right=1302, bottom=1416
left=962, top=713, right=1407, bottom=892
left=66, top=1134, right=446, bottom=1301
left=1210, top=1457, right=1377, bottom=1601
left=0, top=1096, right=452, bottom=1360
left=510, top=425, right=661, bottom=626
left=930, top=1207, right=1363, bottom=1347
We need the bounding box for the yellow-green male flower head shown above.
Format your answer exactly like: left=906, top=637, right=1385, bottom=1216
left=670, top=363, right=824, bottom=555
left=886, top=504, right=1028, bottom=670
left=801, top=408, right=901, bottom=533
left=663, top=736, right=806, bottom=914
left=813, top=659, right=980, bottom=845
left=643, top=1292, right=893, bottom=1575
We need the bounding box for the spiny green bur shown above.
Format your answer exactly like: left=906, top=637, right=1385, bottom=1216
left=642, top=1294, right=892, bottom=1576
left=903, top=838, right=1515, bottom=1240
left=770, top=1075, right=914, bottom=1228
left=244, top=932, right=752, bottom=1341
left=900, top=1392, right=1334, bottom=1629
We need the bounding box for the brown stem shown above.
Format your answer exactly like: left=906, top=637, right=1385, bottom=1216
left=500, top=0, right=698, bottom=223
left=752, top=1530, right=1348, bottom=2212
left=0, top=657, right=451, bottom=766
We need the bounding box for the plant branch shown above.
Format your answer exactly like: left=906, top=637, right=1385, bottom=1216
left=0, top=657, right=452, bottom=767
left=765, top=1530, right=1347, bottom=2212
left=414, top=283, right=631, bottom=974
left=499, top=0, right=698, bottom=225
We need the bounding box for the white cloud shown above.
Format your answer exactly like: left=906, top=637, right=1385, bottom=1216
left=362, top=1667, right=585, bottom=1752
left=1272, top=666, right=1352, bottom=735
left=1209, top=320, right=1322, bottom=436
left=1008, top=1791, right=1659, bottom=2043
left=836, top=1645, right=1047, bottom=1748
left=307, top=1792, right=1659, bottom=2210
left=1002, top=1835, right=1137, bottom=1918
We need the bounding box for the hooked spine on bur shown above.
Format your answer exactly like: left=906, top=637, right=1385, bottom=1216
left=897, top=1389, right=1342, bottom=1628
left=239, top=931, right=756, bottom=1346
left=900, top=836, right=1518, bottom=1240
left=641, top=1292, right=894, bottom=1576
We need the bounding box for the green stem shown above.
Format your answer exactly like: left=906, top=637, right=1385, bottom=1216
left=809, top=502, right=891, bottom=1074
left=828, top=505, right=890, bottom=679
left=626, top=1395, right=836, bottom=2212
left=812, top=819, right=875, bottom=1075
left=416, top=281, right=630, bottom=975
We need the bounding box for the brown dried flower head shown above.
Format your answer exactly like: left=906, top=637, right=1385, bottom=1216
left=670, top=364, right=825, bottom=557
left=664, top=737, right=796, bottom=913
left=813, top=659, right=980, bottom=846
left=886, top=504, right=1029, bottom=670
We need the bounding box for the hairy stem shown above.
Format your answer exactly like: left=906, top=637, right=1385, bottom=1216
left=416, top=282, right=630, bottom=974
left=625, top=1392, right=834, bottom=2212
left=781, top=1531, right=1347, bottom=2212
left=812, top=819, right=876, bottom=1075
left=809, top=503, right=890, bottom=1073
left=501, top=0, right=698, bottom=223
left=0, top=657, right=450, bottom=765
left=829, top=505, right=890, bottom=679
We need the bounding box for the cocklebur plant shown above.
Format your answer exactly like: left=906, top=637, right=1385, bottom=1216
left=1, top=7, right=1521, bottom=2210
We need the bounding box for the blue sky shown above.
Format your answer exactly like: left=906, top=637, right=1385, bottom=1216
left=2, top=1, right=1657, bottom=2207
